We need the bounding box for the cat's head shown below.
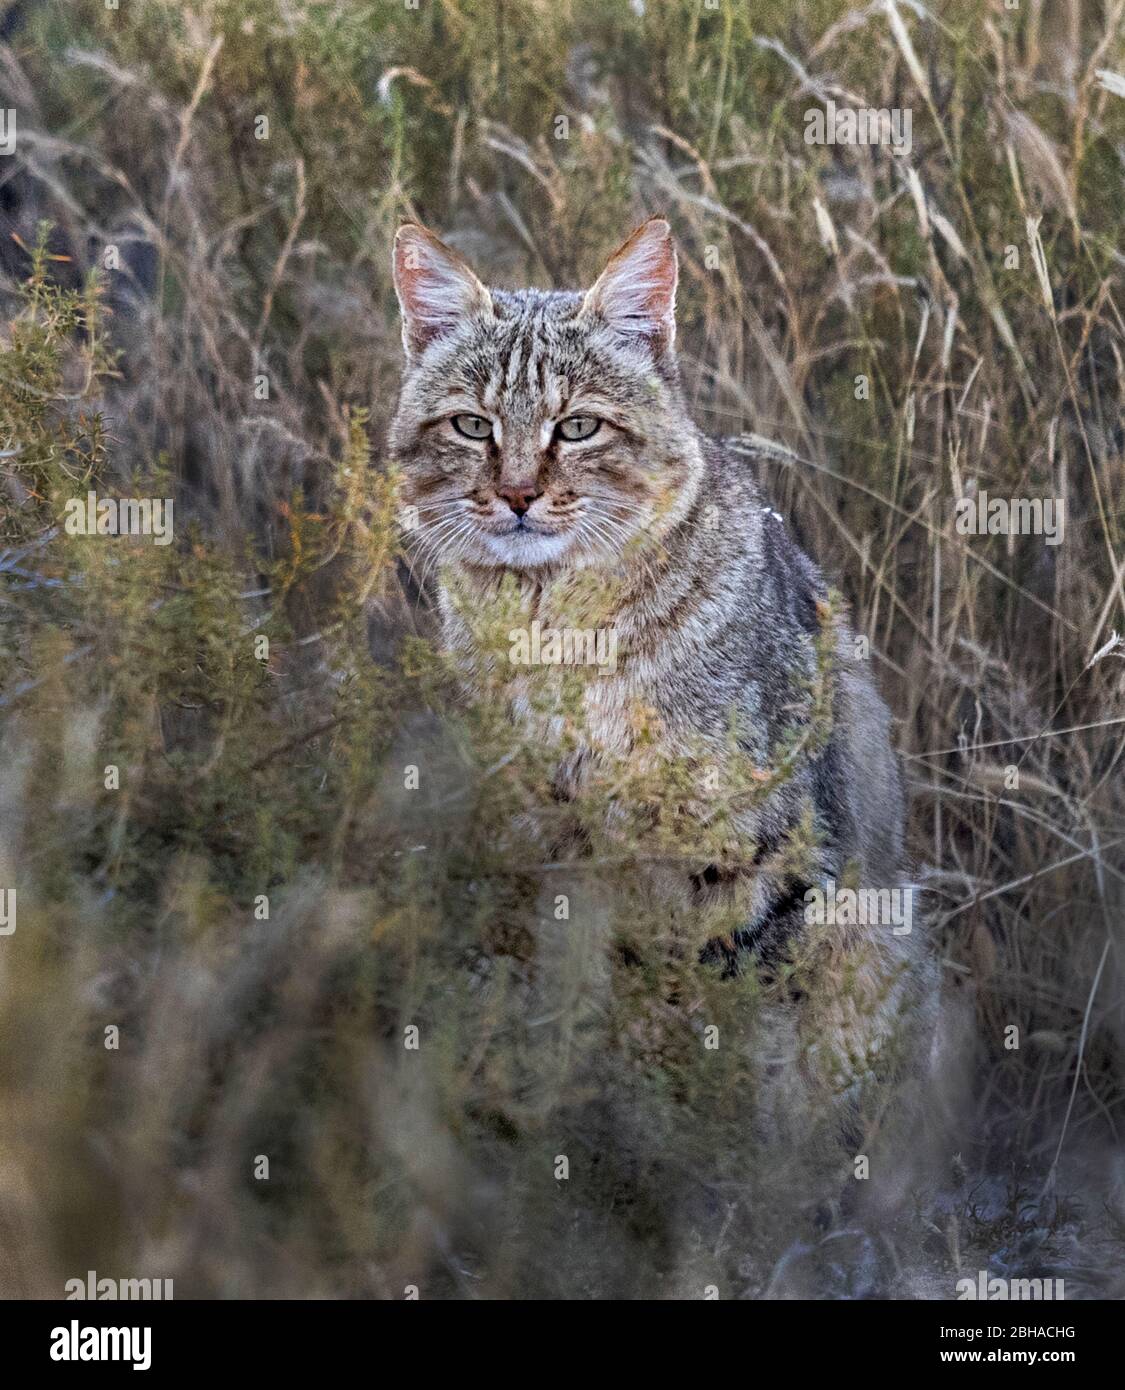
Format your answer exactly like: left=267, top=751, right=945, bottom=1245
left=388, top=217, right=704, bottom=575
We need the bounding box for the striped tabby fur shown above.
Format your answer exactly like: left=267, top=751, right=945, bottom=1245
left=389, top=217, right=938, bottom=1123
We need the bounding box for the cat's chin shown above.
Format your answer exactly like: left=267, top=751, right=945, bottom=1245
left=478, top=529, right=576, bottom=570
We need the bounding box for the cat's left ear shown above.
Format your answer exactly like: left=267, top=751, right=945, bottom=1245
left=580, top=217, right=677, bottom=352
left=393, top=223, right=493, bottom=357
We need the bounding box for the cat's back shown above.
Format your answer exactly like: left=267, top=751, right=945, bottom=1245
left=696, top=435, right=908, bottom=877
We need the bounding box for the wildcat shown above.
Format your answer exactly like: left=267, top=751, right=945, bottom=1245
left=388, top=216, right=937, bottom=1126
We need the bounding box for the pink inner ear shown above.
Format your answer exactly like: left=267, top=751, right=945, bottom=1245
left=394, top=244, right=459, bottom=338
left=587, top=220, right=677, bottom=343
left=394, top=229, right=490, bottom=351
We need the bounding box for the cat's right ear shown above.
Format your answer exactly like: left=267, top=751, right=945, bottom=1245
left=393, top=223, right=493, bottom=358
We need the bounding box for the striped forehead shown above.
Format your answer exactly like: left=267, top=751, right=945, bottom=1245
left=478, top=297, right=578, bottom=419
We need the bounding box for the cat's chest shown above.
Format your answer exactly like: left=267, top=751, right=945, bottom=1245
left=440, top=586, right=703, bottom=763
left=506, top=667, right=635, bottom=758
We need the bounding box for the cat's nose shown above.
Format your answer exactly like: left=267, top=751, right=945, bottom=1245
left=496, top=482, right=542, bottom=516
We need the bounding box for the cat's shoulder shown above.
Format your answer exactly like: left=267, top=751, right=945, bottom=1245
left=702, top=432, right=787, bottom=522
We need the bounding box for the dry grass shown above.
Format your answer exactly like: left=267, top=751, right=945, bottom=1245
left=0, top=0, right=1123, bottom=1298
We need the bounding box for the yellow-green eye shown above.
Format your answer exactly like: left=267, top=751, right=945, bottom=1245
left=451, top=414, right=492, bottom=440
left=556, top=416, right=601, bottom=442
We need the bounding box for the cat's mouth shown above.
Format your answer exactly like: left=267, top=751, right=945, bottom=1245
left=481, top=521, right=574, bottom=568
left=496, top=513, right=570, bottom=543
left=413, top=495, right=639, bottom=572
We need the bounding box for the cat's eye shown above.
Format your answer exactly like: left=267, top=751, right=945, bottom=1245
left=451, top=413, right=493, bottom=440
left=556, top=416, right=601, bottom=442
